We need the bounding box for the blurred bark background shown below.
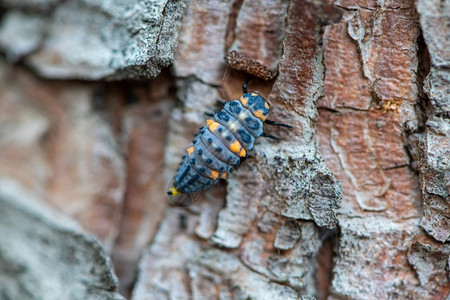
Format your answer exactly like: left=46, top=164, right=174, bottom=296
left=0, top=0, right=448, bottom=299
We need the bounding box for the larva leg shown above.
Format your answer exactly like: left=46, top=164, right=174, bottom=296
left=261, top=132, right=281, bottom=140
left=215, top=99, right=227, bottom=107
left=242, top=77, right=253, bottom=93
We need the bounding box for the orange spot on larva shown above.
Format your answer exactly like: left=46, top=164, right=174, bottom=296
left=240, top=96, right=248, bottom=106
left=186, top=146, right=194, bottom=155
left=229, top=140, right=241, bottom=153
left=210, top=170, right=219, bottom=180
left=208, top=121, right=220, bottom=131
left=254, top=110, right=267, bottom=121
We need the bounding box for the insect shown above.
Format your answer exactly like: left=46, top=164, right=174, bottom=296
left=167, top=79, right=292, bottom=196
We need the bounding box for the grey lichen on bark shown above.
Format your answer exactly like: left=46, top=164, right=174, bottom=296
left=0, top=0, right=58, bottom=11
left=416, top=0, right=450, bottom=243
left=212, top=143, right=342, bottom=249
left=0, top=179, right=124, bottom=300
left=0, top=0, right=187, bottom=80
left=331, top=216, right=423, bottom=298
left=407, top=241, right=450, bottom=299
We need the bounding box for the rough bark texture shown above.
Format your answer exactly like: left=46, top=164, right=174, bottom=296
left=112, top=89, right=174, bottom=294
left=0, top=60, right=127, bottom=251
left=0, top=0, right=187, bottom=79
left=0, top=0, right=449, bottom=299
left=416, top=0, right=450, bottom=243
left=0, top=179, right=124, bottom=300
left=317, top=0, right=449, bottom=298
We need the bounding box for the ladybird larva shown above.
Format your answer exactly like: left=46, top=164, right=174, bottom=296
left=168, top=80, right=291, bottom=196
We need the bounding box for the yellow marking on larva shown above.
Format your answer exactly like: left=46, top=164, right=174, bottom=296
left=254, top=110, right=267, bottom=121
left=264, top=102, right=269, bottom=109
left=221, top=173, right=227, bottom=179
left=210, top=170, right=219, bottom=180
left=229, top=140, right=241, bottom=154
left=186, top=146, right=195, bottom=155
left=240, top=96, right=248, bottom=106
left=239, top=148, right=246, bottom=157
left=168, top=187, right=181, bottom=196
left=208, top=121, right=220, bottom=131
left=251, top=93, right=258, bottom=96
left=206, top=119, right=214, bottom=125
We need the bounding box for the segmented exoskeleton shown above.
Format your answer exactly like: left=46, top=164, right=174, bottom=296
left=167, top=80, right=291, bottom=196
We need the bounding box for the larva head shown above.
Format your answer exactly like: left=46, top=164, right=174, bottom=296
left=239, top=92, right=270, bottom=121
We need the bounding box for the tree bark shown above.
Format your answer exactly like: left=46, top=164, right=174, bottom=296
left=0, top=0, right=448, bottom=299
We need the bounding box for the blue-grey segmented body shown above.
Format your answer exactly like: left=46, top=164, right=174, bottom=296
left=167, top=91, right=271, bottom=196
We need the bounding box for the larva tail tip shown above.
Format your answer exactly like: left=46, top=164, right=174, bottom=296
left=168, top=187, right=181, bottom=196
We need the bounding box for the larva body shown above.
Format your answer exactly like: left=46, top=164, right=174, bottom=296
left=167, top=91, right=270, bottom=196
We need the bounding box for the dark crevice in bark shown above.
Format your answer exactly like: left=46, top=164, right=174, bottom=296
left=337, top=105, right=369, bottom=112
left=224, top=0, right=244, bottom=53
left=317, top=106, right=340, bottom=114
left=315, top=227, right=337, bottom=300
left=381, top=164, right=409, bottom=171
left=154, top=0, right=171, bottom=45
left=394, top=26, right=430, bottom=179
left=402, top=27, right=430, bottom=175
left=403, top=143, right=419, bottom=173
left=414, top=28, right=431, bottom=132
left=318, top=105, right=370, bottom=113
